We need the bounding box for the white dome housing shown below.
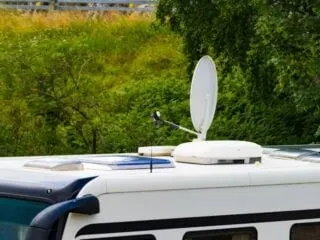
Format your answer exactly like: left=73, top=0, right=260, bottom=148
left=173, top=140, right=262, bottom=164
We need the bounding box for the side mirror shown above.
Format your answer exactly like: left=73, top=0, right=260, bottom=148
left=25, top=194, right=99, bottom=240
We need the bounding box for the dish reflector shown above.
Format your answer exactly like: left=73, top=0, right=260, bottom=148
left=190, top=55, right=218, bottom=140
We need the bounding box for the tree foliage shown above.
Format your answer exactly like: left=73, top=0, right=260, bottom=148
left=157, top=0, right=320, bottom=143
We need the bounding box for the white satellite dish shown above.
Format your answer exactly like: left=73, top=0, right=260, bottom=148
left=190, top=55, right=218, bottom=140
left=152, top=55, right=218, bottom=141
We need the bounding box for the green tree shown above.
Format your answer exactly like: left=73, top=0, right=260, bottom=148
left=157, top=0, right=320, bottom=143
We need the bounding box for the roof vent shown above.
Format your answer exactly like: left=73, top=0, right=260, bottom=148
left=24, top=159, right=83, bottom=171
left=82, top=156, right=175, bottom=170
left=104, top=157, right=174, bottom=170
left=267, top=149, right=315, bottom=159
left=263, top=146, right=320, bottom=162
left=173, top=140, right=262, bottom=165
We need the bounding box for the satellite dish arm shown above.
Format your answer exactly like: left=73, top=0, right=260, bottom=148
left=163, top=120, right=199, bottom=136
left=152, top=111, right=199, bottom=137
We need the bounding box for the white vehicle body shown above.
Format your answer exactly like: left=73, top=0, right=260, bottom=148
left=1, top=143, right=320, bottom=240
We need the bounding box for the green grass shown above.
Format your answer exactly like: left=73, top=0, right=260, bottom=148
left=0, top=11, right=191, bottom=156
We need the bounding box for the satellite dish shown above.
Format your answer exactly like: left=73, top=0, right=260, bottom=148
left=151, top=55, right=218, bottom=141
left=190, top=55, right=218, bottom=140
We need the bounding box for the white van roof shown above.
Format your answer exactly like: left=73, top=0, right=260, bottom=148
left=0, top=144, right=319, bottom=200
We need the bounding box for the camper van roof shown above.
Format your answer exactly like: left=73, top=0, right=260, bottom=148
left=0, top=145, right=319, bottom=201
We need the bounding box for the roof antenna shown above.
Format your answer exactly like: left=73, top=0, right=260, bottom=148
left=151, top=55, right=218, bottom=141
left=150, top=147, right=153, bottom=173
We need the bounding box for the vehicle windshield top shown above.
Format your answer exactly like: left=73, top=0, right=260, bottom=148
left=0, top=197, right=49, bottom=240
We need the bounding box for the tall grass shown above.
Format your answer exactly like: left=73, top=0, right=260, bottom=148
left=0, top=10, right=189, bottom=156
left=0, top=10, right=154, bottom=31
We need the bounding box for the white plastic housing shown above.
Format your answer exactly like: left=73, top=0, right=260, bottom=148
left=138, top=146, right=176, bottom=156
left=173, top=140, right=262, bottom=164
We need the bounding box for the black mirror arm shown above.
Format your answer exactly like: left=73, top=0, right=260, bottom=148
left=25, top=194, right=99, bottom=240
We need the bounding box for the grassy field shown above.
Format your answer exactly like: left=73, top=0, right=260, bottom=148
left=0, top=11, right=191, bottom=155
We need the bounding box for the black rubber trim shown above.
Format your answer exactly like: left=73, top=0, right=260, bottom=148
left=81, top=234, right=156, bottom=240
left=183, top=227, right=257, bottom=240
left=26, top=195, right=100, bottom=240
left=76, top=208, right=320, bottom=237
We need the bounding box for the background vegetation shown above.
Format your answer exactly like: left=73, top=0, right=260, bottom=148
left=0, top=7, right=319, bottom=157
left=157, top=0, right=320, bottom=143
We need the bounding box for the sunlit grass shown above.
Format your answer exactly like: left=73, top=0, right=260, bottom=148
left=0, top=10, right=155, bottom=32
left=0, top=9, right=189, bottom=155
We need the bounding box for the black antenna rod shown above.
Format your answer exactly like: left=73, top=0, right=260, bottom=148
left=150, top=147, right=153, bottom=173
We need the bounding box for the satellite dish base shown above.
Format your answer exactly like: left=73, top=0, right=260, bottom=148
left=173, top=140, right=262, bottom=165
left=195, top=133, right=206, bottom=141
